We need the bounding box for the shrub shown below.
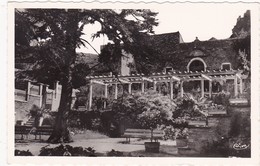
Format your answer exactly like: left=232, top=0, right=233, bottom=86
left=107, top=149, right=124, bottom=156
left=202, top=138, right=230, bottom=157
left=174, top=128, right=189, bottom=139
left=15, top=150, right=33, bottom=156
left=110, top=90, right=176, bottom=139
left=39, top=144, right=96, bottom=156
left=163, top=126, right=175, bottom=140
left=202, top=111, right=251, bottom=157
left=213, top=91, right=231, bottom=106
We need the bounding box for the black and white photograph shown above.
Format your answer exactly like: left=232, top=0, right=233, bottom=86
left=7, top=1, right=260, bottom=165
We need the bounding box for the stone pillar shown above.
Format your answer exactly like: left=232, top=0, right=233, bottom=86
left=39, top=83, right=43, bottom=107
left=141, top=81, right=145, bottom=93
left=27, top=81, right=31, bottom=101
left=209, top=80, right=212, bottom=98
left=55, top=81, right=59, bottom=99
left=128, top=83, right=132, bottom=94
left=104, top=84, right=108, bottom=108
left=234, top=76, right=238, bottom=97
left=115, top=83, right=118, bottom=99
left=180, top=81, right=184, bottom=98
left=201, top=80, right=204, bottom=98
left=170, top=80, right=173, bottom=99
left=88, top=81, right=93, bottom=110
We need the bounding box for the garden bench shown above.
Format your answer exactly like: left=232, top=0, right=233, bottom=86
left=122, top=129, right=164, bottom=143
left=15, top=125, right=32, bottom=140
left=15, top=125, right=53, bottom=140
left=34, top=126, right=53, bottom=140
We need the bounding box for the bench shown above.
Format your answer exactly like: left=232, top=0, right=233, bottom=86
left=34, top=126, right=54, bottom=140
left=15, top=125, right=32, bottom=140
left=15, top=125, right=53, bottom=140
left=122, top=129, right=164, bottom=143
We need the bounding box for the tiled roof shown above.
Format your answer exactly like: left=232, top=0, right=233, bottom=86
left=148, top=31, right=183, bottom=55
left=75, top=52, right=99, bottom=68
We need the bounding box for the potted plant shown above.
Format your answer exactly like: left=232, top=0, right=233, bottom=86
left=136, top=92, right=174, bottom=153
left=111, top=91, right=175, bottom=153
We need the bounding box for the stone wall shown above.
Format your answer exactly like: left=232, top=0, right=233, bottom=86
left=186, top=115, right=231, bottom=154
left=162, top=38, right=244, bottom=72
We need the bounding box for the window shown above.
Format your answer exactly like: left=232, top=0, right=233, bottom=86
left=221, top=63, right=232, bottom=70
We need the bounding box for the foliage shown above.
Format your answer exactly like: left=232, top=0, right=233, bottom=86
left=29, top=104, right=43, bottom=117
left=202, top=110, right=250, bottom=157
left=29, top=104, right=52, bottom=126
left=172, top=94, right=203, bottom=119
left=202, top=138, right=230, bottom=157
left=174, top=128, right=189, bottom=139
left=39, top=144, right=96, bottom=156
left=229, top=111, right=250, bottom=138
left=162, top=126, right=176, bottom=140
left=212, top=91, right=231, bottom=106
left=15, top=150, right=33, bottom=156
left=106, top=149, right=124, bottom=157
left=238, top=50, right=250, bottom=74
left=112, top=91, right=175, bottom=129
left=15, top=9, right=158, bottom=143
left=171, top=117, right=189, bottom=128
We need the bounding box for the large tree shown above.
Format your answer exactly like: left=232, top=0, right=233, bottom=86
left=15, top=9, right=158, bottom=143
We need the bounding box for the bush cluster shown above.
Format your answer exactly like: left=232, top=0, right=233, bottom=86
left=39, top=144, right=96, bottom=156
left=202, top=111, right=251, bottom=157
left=15, top=150, right=33, bottom=156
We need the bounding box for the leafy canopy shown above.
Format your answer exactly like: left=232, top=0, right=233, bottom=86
left=15, top=9, right=158, bottom=87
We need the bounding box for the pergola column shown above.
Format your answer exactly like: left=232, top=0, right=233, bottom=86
left=88, top=81, right=93, bottom=110
left=153, top=81, right=157, bottom=91
left=180, top=81, right=184, bottom=98
left=114, top=83, right=118, bottom=99
left=141, top=81, right=145, bottom=93
left=170, top=79, right=173, bottom=99
left=39, top=83, right=43, bottom=107
left=234, top=76, right=238, bottom=97
left=209, top=80, right=212, bottom=98
left=104, top=84, right=108, bottom=108
left=27, top=80, right=31, bottom=101
left=239, top=78, right=243, bottom=94
left=201, top=80, right=204, bottom=98
left=128, top=83, right=132, bottom=94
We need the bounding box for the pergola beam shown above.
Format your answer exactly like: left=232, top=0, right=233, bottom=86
left=171, top=76, right=181, bottom=81
left=118, top=78, right=130, bottom=84
left=142, top=77, right=154, bottom=82
left=201, top=74, right=212, bottom=81
left=92, top=80, right=106, bottom=85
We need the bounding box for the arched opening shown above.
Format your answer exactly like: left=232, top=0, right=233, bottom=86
left=187, top=58, right=206, bottom=72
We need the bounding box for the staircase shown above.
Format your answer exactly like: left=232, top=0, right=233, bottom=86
left=24, top=117, right=35, bottom=126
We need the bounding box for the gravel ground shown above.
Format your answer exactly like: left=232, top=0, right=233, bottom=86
left=15, top=131, right=178, bottom=156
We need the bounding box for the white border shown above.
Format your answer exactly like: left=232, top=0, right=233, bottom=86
left=6, top=1, right=260, bottom=165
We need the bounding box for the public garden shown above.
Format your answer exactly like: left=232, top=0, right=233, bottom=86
left=14, top=9, right=251, bottom=157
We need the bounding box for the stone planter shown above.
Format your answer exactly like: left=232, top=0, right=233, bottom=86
left=176, top=138, right=188, bottom=147
left=144, top=142, right=160, bottom=153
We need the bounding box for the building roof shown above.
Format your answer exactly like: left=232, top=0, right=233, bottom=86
left=75, top=52, right=99, bottom=68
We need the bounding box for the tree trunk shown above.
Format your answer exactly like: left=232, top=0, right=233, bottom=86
left=47, top=11, right=80, bottom=143
left=47, top=78, right=73, bottom=143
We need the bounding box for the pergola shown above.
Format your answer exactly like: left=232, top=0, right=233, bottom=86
left=86, top=69, right=247, bottom=110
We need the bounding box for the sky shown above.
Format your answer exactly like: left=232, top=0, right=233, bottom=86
left=77, top=4, right=249, bottom=54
